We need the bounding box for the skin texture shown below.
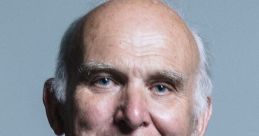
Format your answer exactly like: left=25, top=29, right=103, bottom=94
left=43, top=0, right=212, bottom=136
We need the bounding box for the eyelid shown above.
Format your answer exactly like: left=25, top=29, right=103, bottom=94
left=85, top=74, right=122, bottom=93
left=148, top=79, right=179, bottom=93
left=88, top=72, right=123, bottom=86
left=90, top=75, right=118, bottom=85
left=151, top=82, right=176, bottom=91
left=148, top=80, right=178, bottom=92
left=79, top=68, right=127, bottom=85
left=78, top=64, right=128, bottom=83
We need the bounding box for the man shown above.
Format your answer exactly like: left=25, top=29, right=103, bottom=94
left=43, top=0, right=212, bottom=135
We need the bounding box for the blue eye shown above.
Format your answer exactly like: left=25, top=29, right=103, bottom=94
left=88, top=73, right=121, bottom=92
left=154, top=84, right=167, bottom=93
left=150, top=83, right=172, bottom=95
left=95, top=77, right=112, bottom=87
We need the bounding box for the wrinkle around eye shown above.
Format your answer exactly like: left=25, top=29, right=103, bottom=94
left=88, top=75, right=122, bottom=93
left=149, top=82, right=176, bottom=96
left=92, top=77, right=114, bottom=88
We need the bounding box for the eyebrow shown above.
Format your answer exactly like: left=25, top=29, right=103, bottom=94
left=78, top=62, right=186, bottom=89
left=79, top=62, right=115, bottom=72
left=78, top=62, right=127, bottom=82
left=149, top=70, right=185, bottom=90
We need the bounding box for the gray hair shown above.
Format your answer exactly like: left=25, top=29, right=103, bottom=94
left=51, top=3, right=212, bottom=118
left=192, top=31, right=213, bottom=117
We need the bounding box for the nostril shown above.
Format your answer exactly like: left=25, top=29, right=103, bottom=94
left=114, top=109, right=135, bottom=134
left=113, top=88, right=150, bottom=134
left=116, top=119, right=135, bottom=134
left=142, top=121, right=149, bottom=127
left=114, top=114, right=150, bottom=134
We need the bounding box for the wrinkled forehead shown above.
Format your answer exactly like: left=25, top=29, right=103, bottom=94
left=80, top=0, right=199, bottom=74
left=83, top=0, right=194, bottom=40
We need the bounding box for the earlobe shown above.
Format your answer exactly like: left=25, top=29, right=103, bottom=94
left=196, top=97, right=212, bottom=136
left=43, top=78, right=65, bottom=135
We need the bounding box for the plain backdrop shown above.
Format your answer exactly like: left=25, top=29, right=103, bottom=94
left=0, top=0, right=258, bottom=135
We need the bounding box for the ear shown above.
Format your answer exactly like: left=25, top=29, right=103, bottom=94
left=43, top=78, right=65, bottom=135
left=196, top=97, right=212, bottom=136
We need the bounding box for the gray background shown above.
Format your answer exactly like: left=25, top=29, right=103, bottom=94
left=0, top=0, right=258, bottom=135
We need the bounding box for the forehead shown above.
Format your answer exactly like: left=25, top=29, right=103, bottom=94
left=81, top=0, right=199, bottom=75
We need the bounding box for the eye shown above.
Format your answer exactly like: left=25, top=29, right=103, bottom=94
left=96, top=77, right=111, bottom=86
left=149, top=83, right=174, bottom=95
left=92, top=77, right=115, bottom=89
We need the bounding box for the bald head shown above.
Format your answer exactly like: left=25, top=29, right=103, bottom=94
left=44, top=1, right=212, bottom=135
left=82, top=0, right=199, bottom=74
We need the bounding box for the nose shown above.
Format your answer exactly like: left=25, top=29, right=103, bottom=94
left=114, top=84, right=150, bottom=133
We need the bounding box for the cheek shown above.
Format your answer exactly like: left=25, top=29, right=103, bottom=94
left=149, top=98, right=194, bottom=135
left=72, top=87, right=117, bottom=131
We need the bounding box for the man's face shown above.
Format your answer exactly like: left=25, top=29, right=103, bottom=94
left=69, top=1, right=200, bottom=135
